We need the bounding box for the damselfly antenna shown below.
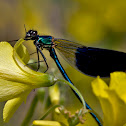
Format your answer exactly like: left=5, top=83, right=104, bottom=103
left=24, top=24, right=27, bottom=33
left=8, top=25, right=27, bottom=42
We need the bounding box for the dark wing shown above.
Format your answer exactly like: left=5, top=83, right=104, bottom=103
left=54, top=39, right=126, bottom=77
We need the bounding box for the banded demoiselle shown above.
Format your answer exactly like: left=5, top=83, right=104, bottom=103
left=25, top=30, right=126, bottom=77
left=24, top=29, right=126, bottom=126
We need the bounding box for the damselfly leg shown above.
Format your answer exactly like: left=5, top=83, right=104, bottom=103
left=35, top=43, right=49, bottom=73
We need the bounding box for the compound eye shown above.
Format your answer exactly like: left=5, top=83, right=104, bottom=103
left=33, top=31, right=36, bottom=35
left=26, top=32, right=30, bottom=37
left=32, top=31, right=37, bottom=37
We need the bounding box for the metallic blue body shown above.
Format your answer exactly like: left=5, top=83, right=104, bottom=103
left=49, top=48, right=102, bottom=126
left=37, top=35, right=53, bottom=45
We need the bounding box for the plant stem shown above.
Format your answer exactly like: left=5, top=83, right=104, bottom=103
left=21, top=94, right=38, bottom=126
left=57, top=79, right=86, bottom=110
left=39, top=104, right=61, bottom=120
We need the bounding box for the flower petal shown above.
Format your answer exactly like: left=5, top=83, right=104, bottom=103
left=33, top=120, right=62, bottom=126
left=3, top=91, right=31, bottom=122
left=15, top=41, right=30, bottom=64
left=13, top=39, right=56, bottom=87
left=91, top=76, right=108, bottom=98
left=92, top=74, right=126, bottom=126
left=110, top=72, right=126, bottom=102
left=106, top=90, right=126, bottom=126
left=49, top=84, right=60, bottom=104
left=0, top=78, right=33, bottom=102
left=0, top=42, right=56, bottom=101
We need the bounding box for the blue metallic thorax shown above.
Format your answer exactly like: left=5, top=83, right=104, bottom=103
left=37, top=35, right=53, bottom=45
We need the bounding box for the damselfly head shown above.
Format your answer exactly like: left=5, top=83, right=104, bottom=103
left=25, top=30, right=38, bottom=39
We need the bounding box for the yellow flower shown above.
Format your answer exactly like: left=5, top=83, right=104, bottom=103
left=68, top=0, right=126, bottom=43
left=0, top=39, right=56, bottom=122
left=33, top=120, right=61, bottom=126
left=92, top=72, right=126, bottom=126
left=49, top=84, right=60, bottom=105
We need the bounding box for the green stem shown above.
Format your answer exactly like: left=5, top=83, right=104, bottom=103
left=21, top=95, right=38, bottom=126
left=39, top=104, right=61, bottom=120
left=57, top=79, right=86, bottom=110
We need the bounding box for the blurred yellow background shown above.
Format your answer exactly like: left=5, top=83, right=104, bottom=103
left=0, top=0, right=126, bottom=126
